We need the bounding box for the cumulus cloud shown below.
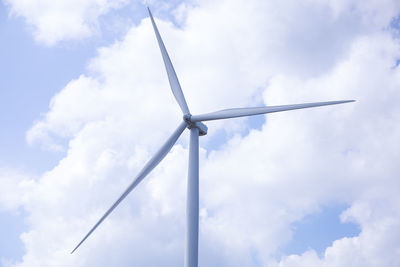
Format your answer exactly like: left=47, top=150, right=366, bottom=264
left=201, top=31, right=400, bottom=266
left=4, top=0, right=400, bottom=266
left=0, top=168, right=34, bottom=212
left=4, top=0, right=128, bottom=45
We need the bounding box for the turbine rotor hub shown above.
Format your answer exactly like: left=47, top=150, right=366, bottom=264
left=183, top=114, right=207, bottom=136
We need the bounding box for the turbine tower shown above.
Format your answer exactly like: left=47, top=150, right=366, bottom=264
left=72, top=8, right=355, bottom=267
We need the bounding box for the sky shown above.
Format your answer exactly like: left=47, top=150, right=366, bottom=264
left=0, top=0, right=400, bottom=266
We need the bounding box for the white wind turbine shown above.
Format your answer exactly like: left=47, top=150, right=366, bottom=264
left=71, top=8, right=355, bottom=267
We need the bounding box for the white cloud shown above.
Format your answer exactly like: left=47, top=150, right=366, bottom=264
left=4, top=0, right=128, bottom=45
left=210, top=61, right=400, bottom=266
left=0, top=168, right=34, bottom=212
left=4, top=0, right=400, bottom=266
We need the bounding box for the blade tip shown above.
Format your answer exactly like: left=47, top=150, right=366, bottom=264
left=71, top=242, right=82, bottom=254
left=337, top=100, right=355, bottom=104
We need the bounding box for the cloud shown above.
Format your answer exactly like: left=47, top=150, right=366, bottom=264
left=4, top=0, right=128, bottom=45
left=4, top=0, right=400, bottom=266
left=0, top=168, right=34, bottom=212
left=201, top=31, right=400, bottom=266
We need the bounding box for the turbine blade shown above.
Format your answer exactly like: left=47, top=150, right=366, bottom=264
left=148, top=7, right=190, bottom=115
left=190, top=100, right=355, bottom=122
left=71, top=121, right=187, bottom=254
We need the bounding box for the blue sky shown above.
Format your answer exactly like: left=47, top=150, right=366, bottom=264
left=0, top=3, right=92, bottom=172
left=0, top=0, right=399, bottom=266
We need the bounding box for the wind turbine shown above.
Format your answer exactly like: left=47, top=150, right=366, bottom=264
left=71, top=7, right=355, bottom=267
